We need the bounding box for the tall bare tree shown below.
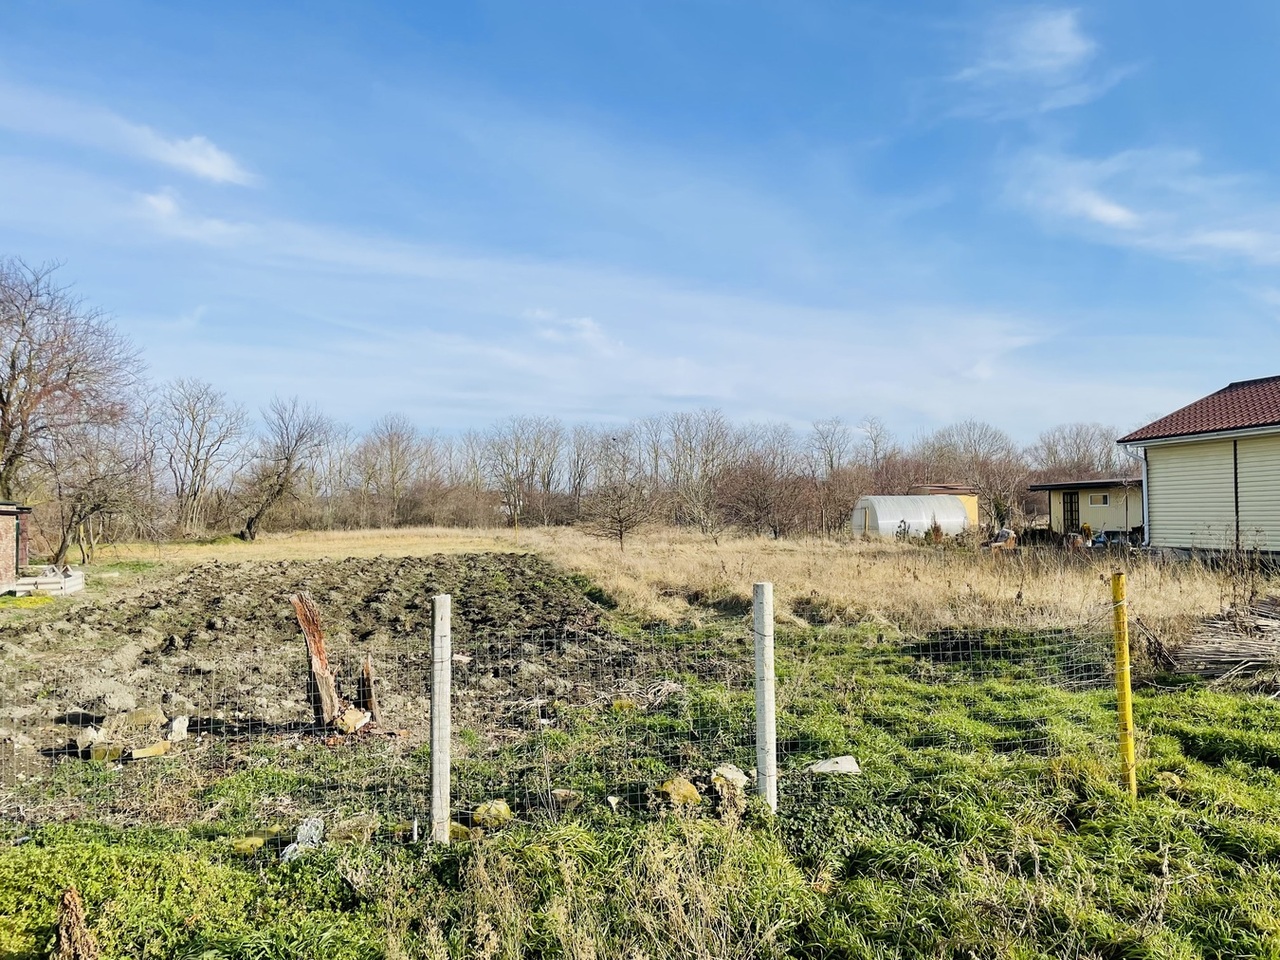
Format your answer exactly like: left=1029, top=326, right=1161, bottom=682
left=666, top=409, right=739, bottom=539
left=237, top=397, right=333, bottom=541
left=0, top=258, right=141, bottom=500
left=157, top=378, right=247, bottom=537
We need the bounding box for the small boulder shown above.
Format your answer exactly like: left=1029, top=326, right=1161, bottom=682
left=711, top=764, right=749, bottom=792
left=329, top=814, right=380, bottom=844
left=472, top=799, right=514, bottom=829
left=807, top=756, right=861, bottom=775
left=657, top=776, right=701, bottom=807
left=167, top=716, right=189, bottom=743
left=550, top=788, right=582, bottom=811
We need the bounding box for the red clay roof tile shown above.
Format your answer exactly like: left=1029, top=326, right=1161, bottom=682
left=1119, top=375, right=1280, bottom=443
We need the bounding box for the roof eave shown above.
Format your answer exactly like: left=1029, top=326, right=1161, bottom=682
left=1120, top=421, right=1280, bottom=446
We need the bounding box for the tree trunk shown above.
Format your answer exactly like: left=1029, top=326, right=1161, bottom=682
left=291, top=592, right=343, bottom=726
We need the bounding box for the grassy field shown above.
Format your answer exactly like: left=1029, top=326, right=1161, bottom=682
left=3, top=529, right=1280, bottom=959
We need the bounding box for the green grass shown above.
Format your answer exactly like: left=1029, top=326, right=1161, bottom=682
left=9, top=622, right=1280, bottom=957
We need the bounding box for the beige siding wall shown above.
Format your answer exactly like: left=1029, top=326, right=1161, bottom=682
left=1237, top=434, right=1280, bottom=551
left=1147, top=440, right=1236, bottom=549
left=1047, top=488, right=1143, bottom=534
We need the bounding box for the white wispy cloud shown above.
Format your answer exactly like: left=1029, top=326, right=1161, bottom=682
left=137, top=188, right=249, bottom=243
left=958, top=8, right=1096, bottom=81
left=1007, top=146, right=1280, bottom=265
left=0, top=81, right=254, bottom=185
left=952, top=8, right=1132, bottom=118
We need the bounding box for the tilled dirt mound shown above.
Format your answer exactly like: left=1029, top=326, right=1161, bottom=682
left=0, top=554, right=643, bottom=750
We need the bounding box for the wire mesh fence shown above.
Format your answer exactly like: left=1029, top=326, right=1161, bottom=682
left=449, top=626, right=757, bottom=821
left=1, top=578, right=1128, bottom=841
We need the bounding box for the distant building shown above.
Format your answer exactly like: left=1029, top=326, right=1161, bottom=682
left=1026, top=479, right=1143, bottom=541
left=907, top=484, right=980, bottom=529
left=0, top=502, right=32, bottom=587
left=852, top=495, right=971, bottom=539
left=1120, top=375, right=1280, bottom=552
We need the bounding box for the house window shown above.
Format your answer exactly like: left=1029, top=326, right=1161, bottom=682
left=1088, top=493, right=1109, bottom=506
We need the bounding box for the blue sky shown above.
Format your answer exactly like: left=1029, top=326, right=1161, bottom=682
left=1, top=1, right=1277, bottom=441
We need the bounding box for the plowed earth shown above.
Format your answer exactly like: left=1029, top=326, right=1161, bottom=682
left=0, top=555, right=640, bottom=775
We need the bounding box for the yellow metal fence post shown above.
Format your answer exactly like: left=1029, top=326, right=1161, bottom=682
left=1111, top=570, right=1138, bottom=800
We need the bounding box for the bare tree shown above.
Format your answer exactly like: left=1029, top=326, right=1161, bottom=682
left=914, top=419, right=1029, bottom=528
left=353, top=413, right=424, bottom=526
left=1029, top=422, right=1128, bottom=479
left=526, top=416, right=564, bottom=525
left=157, top=378, right=247, bottom=537
left=237, top=397, right=334, bottom=541
left=41, top=412, right=152, bottom=564
left=809, top=417, right=862, bottom=536
left=0, top=258, right=141, bottom=500
left=582, top=430, right=655, bottom=549
left=720, top=422, right=808, bottom=538
left=565, top=423, right=599, bottom=521
left=666, top=409, right=739, bottom=540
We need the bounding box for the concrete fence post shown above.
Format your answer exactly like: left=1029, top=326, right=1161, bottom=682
left=753, top=582, right=778, bottom=812
left=431, top=594, right=452, bottom=843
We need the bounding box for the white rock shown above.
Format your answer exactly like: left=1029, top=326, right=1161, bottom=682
left=807, top=756, right=861, bottom=775
left=168, top=716, right=189, bottom=743
left=711, top=764, right=749, bottom=791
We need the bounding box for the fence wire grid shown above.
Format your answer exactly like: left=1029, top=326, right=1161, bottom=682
left=2, top=590, right=1123, bottom=838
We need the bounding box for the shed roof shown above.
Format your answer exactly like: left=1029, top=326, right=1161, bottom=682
left=1027, top=478, right=1141, bottom=492
left=1119, top=375, right=1280, bottom=444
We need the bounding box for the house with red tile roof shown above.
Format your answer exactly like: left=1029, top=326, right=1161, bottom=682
left=1119, top=376, right=1280, bottom=552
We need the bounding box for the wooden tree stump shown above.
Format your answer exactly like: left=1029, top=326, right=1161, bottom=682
left=357, top=654, right=383, bottom=726
left=291, top=592, right=344, bottom=726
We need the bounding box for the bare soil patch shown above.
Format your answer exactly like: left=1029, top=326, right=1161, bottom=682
left=0, top=554, right=651, bottom=817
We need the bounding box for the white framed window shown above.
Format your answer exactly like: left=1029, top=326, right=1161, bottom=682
left=1088, top=493, right=1109, bottom=506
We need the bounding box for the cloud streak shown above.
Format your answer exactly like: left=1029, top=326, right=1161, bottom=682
left=0, top=81, right=254, bottom=184
left=952, top=8, right=1132, bottom=118
left=1007, top=146, right=1280, bottom=266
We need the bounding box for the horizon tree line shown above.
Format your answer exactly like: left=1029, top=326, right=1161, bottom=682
left=1, top=257, right=1137, bottom=560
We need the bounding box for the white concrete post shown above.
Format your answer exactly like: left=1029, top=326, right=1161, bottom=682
left=753, top=582, right=778, bottom=812
left=430, top=594, right=452, bottom=844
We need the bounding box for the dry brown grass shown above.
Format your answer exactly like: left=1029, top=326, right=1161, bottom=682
left=102, top=525, right=1260, bottom=641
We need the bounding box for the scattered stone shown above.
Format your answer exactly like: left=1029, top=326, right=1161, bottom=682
left=167, top=716, right=189, bottom=743
left=550, top=788, right=582, bottom=811
left=74, top=728, right=102, bottom=753
left=808, top=756, right=861, bottom=775
left=657, top=776, right=701, bottom=806
left=129, top=741, right=171, bottom=760
left=472, top=799, right=514, bottom=829
left=449, top=821, right=473, bottom=842
left=711, top=764, right=749, bottom=792
left=329, top=814, right=380, bottom=844
left=86, top=743, right=124, bottom=763
left=230, top=836, right=266, bottom=856
left=119, top=705, right=167, bottom=730
left=335, top=706, right=371, bottom=734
